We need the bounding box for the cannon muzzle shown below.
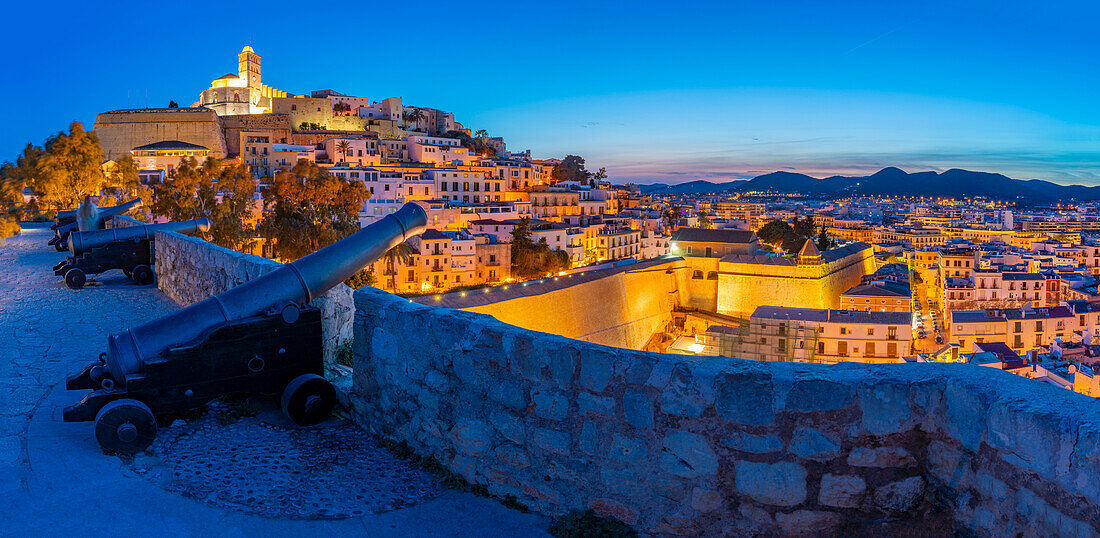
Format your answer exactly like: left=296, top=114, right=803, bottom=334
left=77, top=198, right=143, bottom=231
left=67, top=218, right=212, bottom=255
left=104, top=202, right=428, bottom=379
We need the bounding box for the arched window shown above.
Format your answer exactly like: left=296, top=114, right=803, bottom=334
left=234, top=92, right=240, bottom=103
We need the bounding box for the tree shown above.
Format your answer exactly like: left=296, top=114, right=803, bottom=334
left=102, top=154, right=153, bottom=221
left=510, top=217, right=570, bottom=279
left=443, top=130, right=497, bottom=157
left=403, top=109, right=425, bottom=130
left=152, top=156, right=220, bottom=223
left=257, top=161, right=369, bottom=261
left=698, top=214, right=713, bottom=229
left=816, top=226, right=831, bottom=252
left=168, top=100, right=179, bottom=108
left=335, top=140, right=352, bottom=163
left=382, top=240, right=415, bottom=291
left=793, top=215, right=815, bottom=238
left=33, top=123, right=108, bottom=209
left=474, top=129, right=489, bottom=138
left=591, top=167, right=608, bottom=187
left=211, top=162, right=259, bottom=250
left=756, top=219, right=804, bottom=252
left=551, top=155, right=592, bottom=183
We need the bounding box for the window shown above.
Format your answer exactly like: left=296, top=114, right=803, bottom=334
left=818, top=342, right=825, bottom=354
left=867, top=328, right=874, bottom=336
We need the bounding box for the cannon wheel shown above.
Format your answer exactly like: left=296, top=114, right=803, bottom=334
left=131, top=265, right=153, bottom=285
left=64, top=268, right=86, bottom=290
left=94, top=399, right=157, bottom=456
left=281, top=374, right=335, bottom=426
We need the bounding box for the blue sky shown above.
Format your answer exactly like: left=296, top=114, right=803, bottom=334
left=3, top=1, right=1098, bottom=184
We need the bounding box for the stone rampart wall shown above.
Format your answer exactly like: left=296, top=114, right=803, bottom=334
left=153, top=230, right=353, bottom=364
left=92, top=108, right=227, bottom=160
left=443, top=259, right=678, bottom=350
left=716, top=251, right=875, bottom=317
left=352, top=285, right=1100, bottom=535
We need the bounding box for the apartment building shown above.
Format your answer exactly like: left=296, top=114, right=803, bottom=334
left=949, top=306, right=1074, bottom=354
left=406, top=135, right=474, bottom=165
left=726, top=306, right=912, bottom=364
left=594, top=226, right=641, bottom=261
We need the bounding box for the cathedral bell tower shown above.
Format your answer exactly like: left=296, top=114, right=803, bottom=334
left=238, top=46, right=262, bottom=103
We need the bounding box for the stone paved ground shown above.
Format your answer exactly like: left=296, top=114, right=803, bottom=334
left=1, top=223, right=549, bottom=536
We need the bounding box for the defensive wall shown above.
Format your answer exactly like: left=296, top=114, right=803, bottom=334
left=219, top=114, right=293, bottom=157
left=354, top=285, right=1100, bottom=535
left=150, top=230, right=353, bottom=365
left=716, top=244, right=876, bottom=318
left=92, top=108, right=228, bottom=160
left=415, top=257, right=685, bottom=350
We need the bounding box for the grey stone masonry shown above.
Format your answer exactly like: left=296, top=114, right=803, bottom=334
left=153, top=230, right=354, bottom=365
left=351, top=285, right=1100, bottom=536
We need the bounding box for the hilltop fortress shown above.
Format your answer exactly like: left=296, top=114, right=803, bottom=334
left=93, top=46, right=454, bottom=161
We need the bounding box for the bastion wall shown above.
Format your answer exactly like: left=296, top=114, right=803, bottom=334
left=92, top=108, right=228, bottom=160
left=422, top=258, right=681, bottom=350
left=353, top=285, right=1100, bottom=536
left=716, top=249, right=876, bottom=318
left=151, top=230, right=354, bottom=364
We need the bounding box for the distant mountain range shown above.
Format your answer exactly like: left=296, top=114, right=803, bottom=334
left=637, top=167, right=1100, bottom=201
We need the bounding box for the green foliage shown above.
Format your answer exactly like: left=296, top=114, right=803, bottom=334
left=0, top=217, right=20, bottom=239
left=297, top=122, right=326, bottom=131
left=756, top=219, right=801, bottom=252
left=334, top=340, right=354, bottom=368
left=257, top=161, right=369, bottom=261
left=442, top=130, right=497, bottom=157
left=168, top=100, right=179, bottom=108
left=151, top=157, right=257, bottom=250
left=510, top=217, right=570, bottom=280
left=551, top=155, right=592, bottom=184
left=344, top=267, right=376, bottom=289
left=697, top=214, right=713, bottom=229
left=816, top=226, right=833, bottom=251
left=793, top=215, right=816, bottom=238
left=549, top=510, right=638, bottom=538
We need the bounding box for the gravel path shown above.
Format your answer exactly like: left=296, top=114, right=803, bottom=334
left=1, top=223, right=549, bottom=536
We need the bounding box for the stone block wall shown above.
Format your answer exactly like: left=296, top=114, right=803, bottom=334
left=153, top=230, right=354, bottom=364
left=352, top=285, right=1100, bottom=535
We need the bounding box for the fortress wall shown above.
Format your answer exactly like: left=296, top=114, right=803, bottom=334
left=680, top=257, right=719, bottom=311
left=92, top=109, right=227, bottom=160
left=219, top=114, right=293, bottom=156
left=715, top=249, right=875, bottom=318
left=352, top=285, right=1100, bottom=535
left=152, top=230, right=353, bottom=364
left=455, top=260, right=681, bottom=350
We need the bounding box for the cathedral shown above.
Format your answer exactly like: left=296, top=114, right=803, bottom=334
left=193, top=46, right=288, bottom=115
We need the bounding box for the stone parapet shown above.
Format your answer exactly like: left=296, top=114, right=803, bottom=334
left=351, top=285, right=1100, bottom=535
left=153, top=230, right=353, bottom=365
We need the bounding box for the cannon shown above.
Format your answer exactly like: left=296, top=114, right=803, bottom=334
left=47, top=198, right=143, bottom=250
left=76, top=197, right=143, bottom=231
left=63, top=202, right=428, bottom=454
left=53, top=218, right=212, bottom=289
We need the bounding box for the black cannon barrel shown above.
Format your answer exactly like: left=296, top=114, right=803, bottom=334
left=67, top=218, right=212, bottom=255
left=77, top=198, right=143, bottom=231
left=104, top=202, right=428, bottom=378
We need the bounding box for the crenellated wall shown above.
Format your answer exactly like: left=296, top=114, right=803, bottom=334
left=352, top=285, right=1100, bottom=536
left=152, top=230, right=354, bottom=364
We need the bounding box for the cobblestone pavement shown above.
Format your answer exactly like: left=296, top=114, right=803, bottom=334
left=1, top=223, right=549, bottom=536
left=142, top=399, right=442, bottom=519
